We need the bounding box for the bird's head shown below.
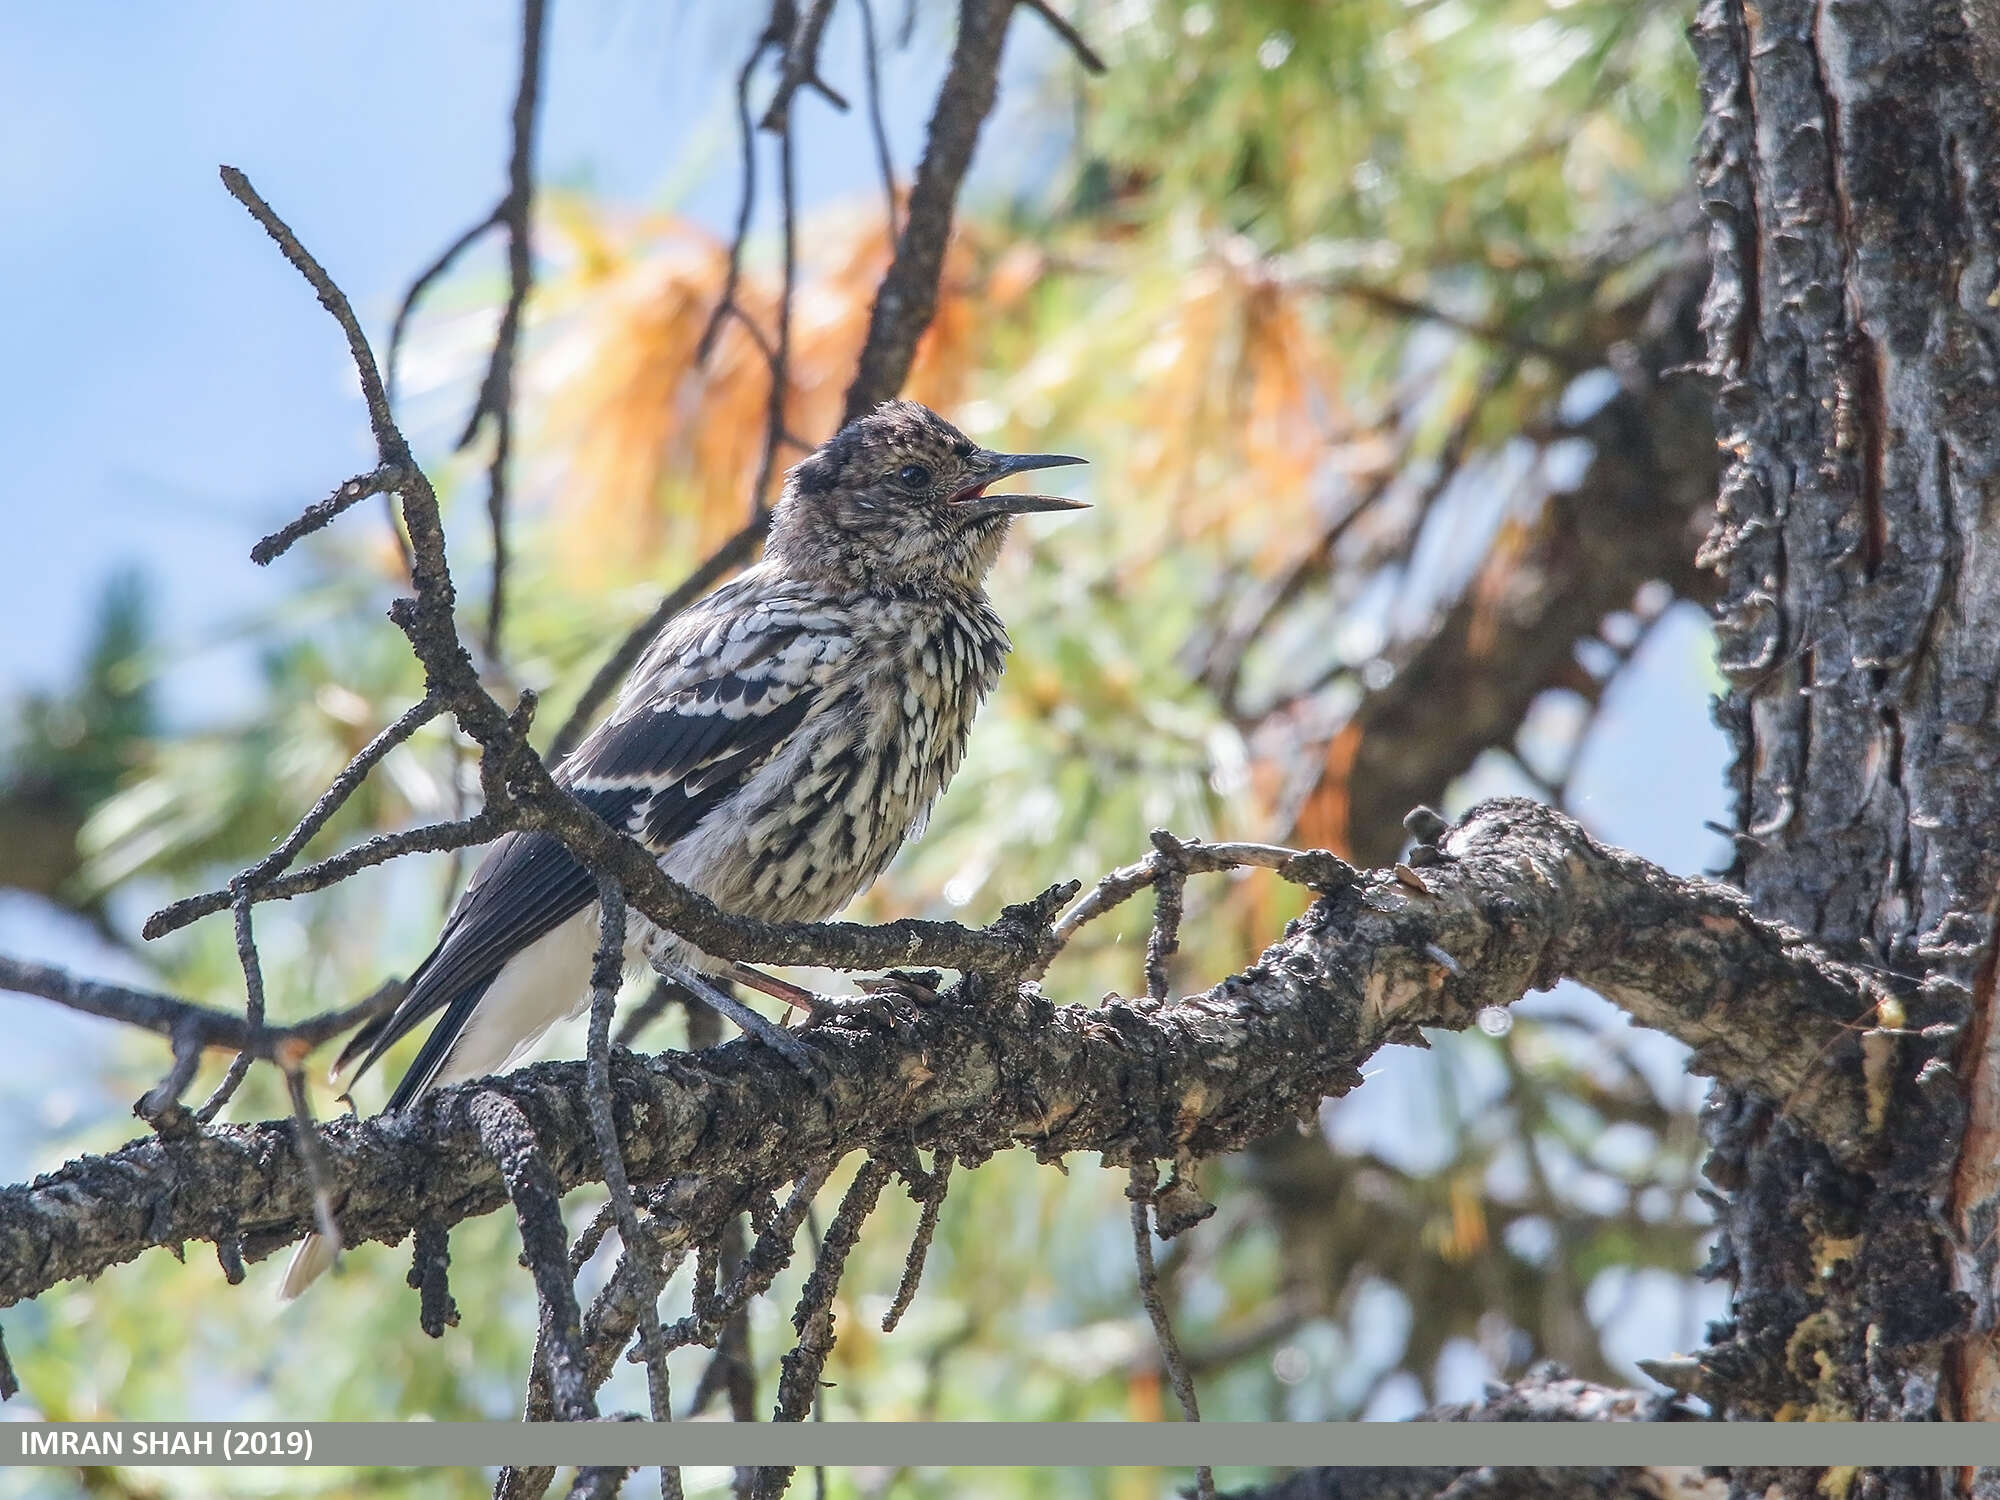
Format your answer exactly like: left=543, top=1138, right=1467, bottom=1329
left=766, top=400, right=1086, bottom=589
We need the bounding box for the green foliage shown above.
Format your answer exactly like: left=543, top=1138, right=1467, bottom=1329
left=1081, top=0, right=1696, bottom=252
left=6, top=571, right=157, bottom=814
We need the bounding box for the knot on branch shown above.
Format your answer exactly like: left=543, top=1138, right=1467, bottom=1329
left=988, top=878, right=1083, bottom=977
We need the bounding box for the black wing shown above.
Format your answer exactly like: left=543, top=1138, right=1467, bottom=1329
left=337, top=605, right=849, bottom=1108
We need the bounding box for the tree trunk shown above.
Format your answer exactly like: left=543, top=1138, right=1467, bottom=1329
left=1692, top=0, right=2000, bottom=1486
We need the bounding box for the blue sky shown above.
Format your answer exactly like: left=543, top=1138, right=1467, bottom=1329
left=0, top=1, right=1060, bottom=716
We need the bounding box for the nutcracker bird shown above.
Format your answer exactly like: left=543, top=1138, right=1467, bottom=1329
left=279, top=399, right=1084, bottom=1298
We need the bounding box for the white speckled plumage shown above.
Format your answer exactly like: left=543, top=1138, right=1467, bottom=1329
left=281, top=400, right=1083, bottom=1299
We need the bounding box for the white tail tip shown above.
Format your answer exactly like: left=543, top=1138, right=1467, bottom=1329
left=278, top=1230, right=340, bottom=1301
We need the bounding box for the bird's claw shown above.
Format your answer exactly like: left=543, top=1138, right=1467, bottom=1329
left=804, top=972, right=938, bottom=1033
left=857, top=969, right=943, bottom=1005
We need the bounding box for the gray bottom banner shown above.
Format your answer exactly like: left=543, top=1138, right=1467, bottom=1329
left=4, top=1421, right=2000, bottom=1469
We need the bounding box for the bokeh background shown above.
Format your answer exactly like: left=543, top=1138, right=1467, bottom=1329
left=2, top=0, right=1727, bottom=1495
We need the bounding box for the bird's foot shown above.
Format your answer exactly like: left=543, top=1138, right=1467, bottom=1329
left=805, top=971, right=941, bottom=1032
left=859, top=968, right=944, bottom=1005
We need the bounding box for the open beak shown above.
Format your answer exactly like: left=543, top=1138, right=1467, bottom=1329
left=950, top=450, right=1089, bottom=519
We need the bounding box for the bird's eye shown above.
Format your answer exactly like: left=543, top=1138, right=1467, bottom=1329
left=898, top=464, right=932, bottom=490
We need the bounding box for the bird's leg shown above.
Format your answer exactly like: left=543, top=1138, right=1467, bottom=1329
left=726, top=961, right=936, bottom=1033
left=724, top=963, right=819, bottom=1016
left=652, top=958, right=827, bottom=1083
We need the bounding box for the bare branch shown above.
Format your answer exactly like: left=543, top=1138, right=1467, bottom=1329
left=219, top=168, right=408, bottom=464
left=880, top=1153, right=951, bottom=1333
left=144, top=812, right=508, bottom=938
left=842, top=0, right=1018, bottom=422
left=746, top=112, right=798, bottom=519
left=0, top=955, right=398, bottom=1070
left=409, top=1220, right=459, bottom=1339
left=662, top=1163, right=834, bottom=1352
left=855, top=0, right=900, bottom=239
left=250, top=465, right=402, bottom=566
left=1019, top=0, right=1107, bottom=74
left=580, top=877, right=681, bottom=1498
left=759, top=0, right=845, bottom=134
left=459, top=0, right=550, bottom=658
left=1037, top=836, right=1345, bottom=977
left=471, top=1090, right=595, bottom=1422
left=1320, top=278, right=1593, bottom=367
left=386, top=216, right=499, bottom=412
left=754, top=1158, right=893, bottom=1499
left=695, top=5, right=786, bottom=366
left=1, top=800, right=1892, bottom=1307
left=255, top=698, right=445, bottom=882
left=1127, top=1159, right=1211, bottom=1500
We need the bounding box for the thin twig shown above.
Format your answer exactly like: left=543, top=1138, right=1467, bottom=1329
left=0, top=955, right=399, bottom=1071
left=844, top=0, right=1018, bottom=423
left=409, top=1220, right=460, bottom=1338
left=1034, top=836, right=1352, bottom=978
left=257, top=697, right=445, bottom=885
left=461, top=0, right=550, bottom=659
left=660, top=1162, right=835, bottom=1351
left=134, top=1020, right=205, bottom=1133
left=748, top=115, right=798, bottom=518
left=1322, top=277, right=1590, bottom=367
left=855, top=0, right=900, bottom=240
left=145, top=812, right=507, bottom=938
left=220, top=168, right=408, bottom=460
left=386, top=217, right=499, bottom=412
left=1128, top=1160, right=1212, bottom=1500
left=1196, top=425, right=1416, bottom=707
left=583, top=878, right=681, bottom=1499
left=1143, top=830, right=1189, bottom=1000
left=195, top=890, right=268, bottom=1122
left=569, top=1200, right=621, bottom=1276
left=251, top=465, right=402, bottom=566
left=756, top=1159, right=894, bottom=1500
left=696, top=5, right=786, bottom=365
left=1019, top=0, right=1108, bottom=73
left=881, top=1154, right=952, bottom=1333
left=685, top=1215, right=757, bottom=1421
left=759, top=0, right=846, bottom=134
left=0, top=1323, right=17, bottom=1402
left=471, top=1090, right=596, bottom=1422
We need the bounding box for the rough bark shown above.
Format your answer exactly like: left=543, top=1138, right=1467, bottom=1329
left=1692, top=0, right=2000, bottom=1483
left=0, top=800, right=1878, bottom=1307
